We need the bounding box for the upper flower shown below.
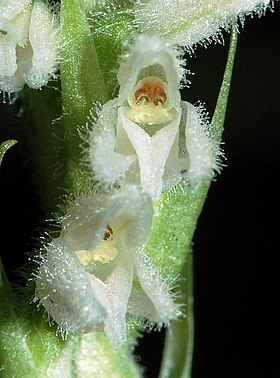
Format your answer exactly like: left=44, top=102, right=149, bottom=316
left=35, top=186, right=180, bottom=349
left=89, top=34, right=218, bottom=200
left=0, top=0, right=59, bottom=93
left=133, top=0, right=273, bottom=48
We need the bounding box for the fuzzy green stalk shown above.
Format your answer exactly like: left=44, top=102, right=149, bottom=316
left=60, top=0, right=108, bottom=195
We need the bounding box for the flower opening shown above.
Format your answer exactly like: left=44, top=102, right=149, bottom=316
left=89, top=34, right=218, bottom=200
left=35, top=186, right=181, bottom=348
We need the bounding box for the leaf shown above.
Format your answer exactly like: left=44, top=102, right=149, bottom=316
left=0, top=139, right=17, bottom=167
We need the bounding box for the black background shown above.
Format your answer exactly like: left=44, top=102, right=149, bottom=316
left=1, top=4, right=280, bottom=378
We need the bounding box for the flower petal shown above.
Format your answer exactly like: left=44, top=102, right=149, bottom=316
left=128, top=248, right=181, bottom=324
left=22, top=1, right=59, bottom=88
left=0, top=70, right=25, bottom=92
left=117, top=106, right=181, bottom=200
left=117, top=34, right=183, bottom=110
left=89, top=100, right=137, bottom=187
left=35, top=238, right=106, bottom=335
left=0, top=0, right=31, bottom=22
left=89, top=247, right=134, bottom=349
left=134, top=0, right=272, bottom=48
left=0, top=33, right=17, bottom=77
left=0, top=6, right=31, bottom=46
left=182, top=101, right=218, bottom=183
left=62, top=186, right=153, bottom=253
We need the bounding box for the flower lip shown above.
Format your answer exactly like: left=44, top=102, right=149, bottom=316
left=126, top=76, right=173, bottom=125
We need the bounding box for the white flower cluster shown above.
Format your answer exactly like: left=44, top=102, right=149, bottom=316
left=36, top=34, right=215, bottom=349
left=0, top=0, right=59, bottom=93
left=35, top=0, right=271, bottom=349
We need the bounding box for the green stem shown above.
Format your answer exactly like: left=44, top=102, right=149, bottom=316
left=0, top=261, right=38, bottom=377
left=60, top=0, right=108, bottom=121
left=159, top=252, right=194, bottom=378
left=60, top=0, right=108, bottom=194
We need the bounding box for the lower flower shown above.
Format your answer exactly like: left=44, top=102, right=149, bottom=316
left=35, top=186, right=181, bottom=349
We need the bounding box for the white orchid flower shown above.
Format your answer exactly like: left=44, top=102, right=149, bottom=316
left=35, top=186, right=180, bottom=349
left=89, top=34, right=217, bottom=200
left=133, top=0, right=273, bottom=48
left=0, top=0, right=59, bottom=93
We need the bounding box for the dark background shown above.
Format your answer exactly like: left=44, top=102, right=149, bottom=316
left=1, top=4, right=279, bottom=378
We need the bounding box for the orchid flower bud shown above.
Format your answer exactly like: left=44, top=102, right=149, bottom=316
left=0, top=0, right=59, bottom=93
left=89, top=34, right=218, bottom=200
left=35, top=186, right=181, bottom=349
